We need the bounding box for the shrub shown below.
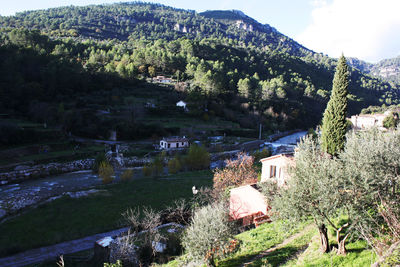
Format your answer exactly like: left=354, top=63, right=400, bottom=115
left=104, top=260, right=122, bottom=267
left=121, top=207, right=163, bottom=265
left=252, top=148, right=271, bottom=163
left=152, top=156, right=164, bottom=176
left=185, top=144, right=210, bottom=171
left=93, top=153, right=107, bottom=173
left=163, top=199, right=191, bottom=225
left=168, top=157, right=181, bottom=174
left=142, top=165, right=153, bottom=177
left=98, top=161, right=114, bottom=184
left=182, top=202, right=234, bottom=266
left=120, top=169, right=134, bottom=182
left=142, top=156, right=164, bottom=177
left=383, top=112, right=399, bottom=129
left=213, top=152, right=258, bottom=197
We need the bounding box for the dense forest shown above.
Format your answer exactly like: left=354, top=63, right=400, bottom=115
left=0, top=2, right=399, bottom=141
left=348, top=56, right=400, bottom=84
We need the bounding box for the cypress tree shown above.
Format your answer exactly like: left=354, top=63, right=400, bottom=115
left=321, top=55, right=349, bottom=156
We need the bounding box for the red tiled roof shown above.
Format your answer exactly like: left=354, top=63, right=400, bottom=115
left=259, top=153, right=293, bottom=162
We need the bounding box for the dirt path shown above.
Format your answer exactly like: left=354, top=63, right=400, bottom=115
left=240, top=224, right=314, bottom=267
left=0, top=227, right=129, bottom=267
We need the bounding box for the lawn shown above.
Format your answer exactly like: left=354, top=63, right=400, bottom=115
left=0, top=170, right=213, bottom=257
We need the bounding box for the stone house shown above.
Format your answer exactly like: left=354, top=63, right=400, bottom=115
left=159, top=137, right=189, bottom=150
left=260, top=153, right=294, bottom=187
left=349, top=113, right=387, bottom=130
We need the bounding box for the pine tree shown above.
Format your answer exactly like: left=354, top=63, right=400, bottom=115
left=321, top=55, right=349, bottom=156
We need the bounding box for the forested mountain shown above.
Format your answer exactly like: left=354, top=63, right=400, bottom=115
left=0, top=3, right=313, bottom=58
left=0, top=2, right=399, bottom=139
left=348, top=56, right=400, bottom=84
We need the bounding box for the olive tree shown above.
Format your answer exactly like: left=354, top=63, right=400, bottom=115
left=181, top=202, right=233, bottom=266
left=273, top=136, right=351, bottom=254
left=340, top=129, right=400, bottom=255
left=275, top=129, right=400, bottom=256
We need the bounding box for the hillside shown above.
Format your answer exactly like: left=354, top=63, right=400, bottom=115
left=348, top=56, right=400, bottom=84
left=0, top=4, right=313, bottom=58
left=0, top=2, right=399, bottom=142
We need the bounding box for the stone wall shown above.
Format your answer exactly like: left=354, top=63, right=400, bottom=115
left=0, top=157, right=152, bottom=185
left=0, top=159, right=95, bottom=185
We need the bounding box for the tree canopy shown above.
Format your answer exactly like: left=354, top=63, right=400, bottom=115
left=321, top=55, right=349, bottom=156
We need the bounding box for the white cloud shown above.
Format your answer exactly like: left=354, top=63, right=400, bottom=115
left=309, top=0, right=327, bottom=7
left=297, top=0, right=400, bottom=62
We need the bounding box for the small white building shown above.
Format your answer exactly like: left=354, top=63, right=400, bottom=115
left=153, top=76, right=173, bottom=83
left=160, top=137, right=189, bottom=150
left=176, top=100, right=187, bottom=111
left=260, top=153, right=294, bottom=187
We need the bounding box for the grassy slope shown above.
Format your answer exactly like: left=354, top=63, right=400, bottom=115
left=217, top=221, right=309, bottom=266
left=162, top=220, right=376, bottom=267
left=161, top=220, right=309, bottom=267
left=0, top=170, right=213, bottom=257
left=283, top=236, right=377, bottom=267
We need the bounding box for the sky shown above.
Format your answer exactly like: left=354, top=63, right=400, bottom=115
left=1, top=0, right=400, bottom=63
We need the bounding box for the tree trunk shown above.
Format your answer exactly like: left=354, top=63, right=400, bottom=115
left=337, top=239, right=347, bottom=255
left=206, top=253, right=216, bottom=267
left=336, top=224, right=350, bottom=255
left=337, top=231, right=350, bottom=255
left=318, top=224, right=330, bottom=253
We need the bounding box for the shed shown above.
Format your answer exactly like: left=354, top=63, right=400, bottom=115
left=229, top=184, right=270, bottom=226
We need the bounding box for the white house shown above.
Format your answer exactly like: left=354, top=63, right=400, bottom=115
left=260, top=153, right=294, bottom=187
left=153, top=76, right=173, bottom=83
left=176, top=101, right=187, bottom=111
left=160, top=137, right=189, bottom=150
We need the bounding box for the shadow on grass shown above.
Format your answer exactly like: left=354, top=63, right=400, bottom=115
left=217, top=253, right=259, bottom=267
left=255, top=245, right=309, bottom=267
left=344, top=247, right=365, bottom=254
left=330, top=244, right=365, bottom=254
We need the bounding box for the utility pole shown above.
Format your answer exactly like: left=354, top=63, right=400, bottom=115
left=259, top=123, right=262, bottom=140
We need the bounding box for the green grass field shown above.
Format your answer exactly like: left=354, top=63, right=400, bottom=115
left=0, top=170, right=213, bottom=257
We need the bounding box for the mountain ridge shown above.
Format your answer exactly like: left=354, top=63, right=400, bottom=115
left=0, top=1, right=399, bottom=136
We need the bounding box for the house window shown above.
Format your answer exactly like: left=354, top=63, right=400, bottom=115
left=168, top=143, right=170, bottom=148
left=176, top=142, right=179, bottom=147
left=182, top=142, right=184, bottom=145
left=270, top=165, right=277, bottom=178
